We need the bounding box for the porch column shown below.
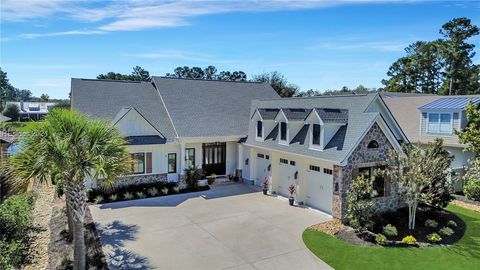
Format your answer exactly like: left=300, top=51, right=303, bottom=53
left=237, top=144, right=243, bottom=170
left=180, top=142, right=186, bottom=175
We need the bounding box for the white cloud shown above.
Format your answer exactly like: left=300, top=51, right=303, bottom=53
left=123, top=50, right=233, bottom=64
left=19, top=30, right=105, bottom=39
left=4, top=0, right=424, bottom=38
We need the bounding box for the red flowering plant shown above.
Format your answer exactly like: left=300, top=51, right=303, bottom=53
left=288, top=183, right=296, bottom=198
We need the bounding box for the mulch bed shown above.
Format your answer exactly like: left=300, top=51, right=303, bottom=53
left=47, top=197, right=108, bottom=270
left=452, top=194, right=480, bottom=212
left=309, top=219, right=346, bottom=236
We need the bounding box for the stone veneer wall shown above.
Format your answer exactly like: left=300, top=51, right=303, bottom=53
left=332, top=122, right=399, bottom=220
left=113, top=173, right=168, bottom=188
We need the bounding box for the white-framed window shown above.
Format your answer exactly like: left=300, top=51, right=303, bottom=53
left=257, top=153, right=265, bottom=159
left=323, top=168, right=333, bottom=175
left=427, top=112, right=452, bottom=134
left=168, top=153, right=177, bottom=173
left=290, top=160, right=296, bottom=166
left=185, top=148, right=195, bottom=169
left=309, top=165, right=321, bottom=172
left=280, top=158, right=288, bottom=164
left=131, top=152, right=145, bottom=174
left=256, top=120, right=263, bottom=138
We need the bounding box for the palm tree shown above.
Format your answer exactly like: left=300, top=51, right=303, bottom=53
left=8, top=109, right=130, bottom=270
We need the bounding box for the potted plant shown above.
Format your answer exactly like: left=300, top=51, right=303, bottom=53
left=288, top=183, right=296, bottom=206
left=262, top=177, right=269, bottom=195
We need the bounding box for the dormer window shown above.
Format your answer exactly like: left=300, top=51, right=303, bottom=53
left=280, top=122, right=287, bottom=141
left=312, top=124, right=321, bottom=145
left=257, top=121, right=263, bottom=138
left=427, top=112, right=452, bottom=134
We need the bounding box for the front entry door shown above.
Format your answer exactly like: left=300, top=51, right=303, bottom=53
left=202, top=142, right=226, bottom=176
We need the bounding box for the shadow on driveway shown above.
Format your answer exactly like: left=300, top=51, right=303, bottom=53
left=96, top=220, right=152, bottom=270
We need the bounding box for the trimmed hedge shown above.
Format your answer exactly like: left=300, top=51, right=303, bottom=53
left=86, top=181, right=209, bottom=204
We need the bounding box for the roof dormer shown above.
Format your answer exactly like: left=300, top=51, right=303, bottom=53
left=305, top=108, right=348, bottom=151
left=252, top=108, right=279, bottom=141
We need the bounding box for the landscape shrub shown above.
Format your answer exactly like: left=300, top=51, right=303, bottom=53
left=161, top=187, right=169, bottom=195
left=427, top=233, right=442, bottom=243
left=464, top=175, right=480, bottom=201
left=108, top=194, right=118, bottom=202
left=86, top=181, right=178, bottom=202
left=136, top=191, right=146, bottom=199
left=425, top=219, right=438, bottom=228
left=382, top=224, right=398, bottom=237
left=401, top=235, right=417, bottom=245
left=94, top=196, right=104, bottom=204
left=0, top=192, right=36, bottom=269
left=439, top=226, right=454, bottom=237
left=346, top=175, right=377, bottom=231
left=147, top=188, right=158, bottom=197
left=173, top=186, right=180, bottom=193
left=447, top=220, right=457, bottom=228
left=124, top=192, right=133, bottom=200
left=375, top=234, right=387, bottom=245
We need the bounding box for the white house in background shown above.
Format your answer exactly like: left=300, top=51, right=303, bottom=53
left=5, top=101, right=57, bottom=121
left=382, top=93, right=480, bottom=192
left=72, top=77, right=408, bottom=219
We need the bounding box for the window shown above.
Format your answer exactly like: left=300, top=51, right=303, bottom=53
left=358, top=166, right=385, bottom=197
left=266, top=155, right=270, bottom=160
left=309, top=165, right=321, bottom=172
left=324, top=168, right=333, bottom=175
left=185, top=148, right=195, bottom=169
left=257, top=121, right=263, bottom=138
left=280, top=122, right=287, bottom=141
left=427, top=113, right=452, bottom=134
left=131, top=153, right=145, bottom=174
left=168, top=153, right=177, bottom=173
left=312, top=124, right=321, bottom=145
left=367, top=140, right=379, bottom=149
left=290, top=160, right=296, bottom=166
left=280, top=158, right=288, bottom=164
left=257, top=153, right=265, bottom=159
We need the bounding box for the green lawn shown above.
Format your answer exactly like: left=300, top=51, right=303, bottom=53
left=1, top=121, right=43, bottom=132
left=303, top=205, right=480, bottom=270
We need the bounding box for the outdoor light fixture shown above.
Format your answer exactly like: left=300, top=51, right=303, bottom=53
left=267, top=164, right=271, bottom=171
left=294, top=171, right=298, bottom=179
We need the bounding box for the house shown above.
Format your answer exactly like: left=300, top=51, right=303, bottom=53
left=5, top=101, right=57, bottom=121
left=240, top=94, right=408, bottom=219
left=382, top=93, right=480, bottom=191
left=71, top=77, right=279, bottom=186
left=72, top=78, right=408, bottom=219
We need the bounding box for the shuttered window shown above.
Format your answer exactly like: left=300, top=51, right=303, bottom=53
left=168, top=153, right=177, bottom=173
left=131, top=153, right=145, bottom=174
left=146, top=152, right=152, bottom=173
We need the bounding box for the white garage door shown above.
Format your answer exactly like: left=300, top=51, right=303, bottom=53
left=306, top=165, right=333, bottom=214
left=255, top=153, right=271, bottom=186
left=278, top=158, right=297, bottom=197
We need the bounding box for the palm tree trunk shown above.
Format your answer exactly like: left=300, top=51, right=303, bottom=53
left=65, top=181, right=87, bottom=270
left=73, top=220, right=86, bottom=270
left=65, top=194, right=74, bottom=241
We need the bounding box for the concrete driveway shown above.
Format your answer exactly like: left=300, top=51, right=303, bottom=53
left=90, top=183, right=332, bottom=270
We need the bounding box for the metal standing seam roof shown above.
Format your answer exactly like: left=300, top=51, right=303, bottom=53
left=419, top=97, right=480, bottom=110
left=244, top=94, right=382, bottom=164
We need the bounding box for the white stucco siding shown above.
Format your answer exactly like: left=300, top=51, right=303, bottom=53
left=115, top=110, right=159, bottom=137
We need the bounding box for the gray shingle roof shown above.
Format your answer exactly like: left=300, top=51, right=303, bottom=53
left=152, top=77, right=279, bottom=138
left=315, top=108, right=349, bottom=123
left=244, top=94, right=381, bottom=164
left=257, top=108, right=280, bottom=120
left=71, top=79, right=177, bottom=142
left=280, top=108, right=311, bottom=121
left=125, top=135, right=166, bottom=145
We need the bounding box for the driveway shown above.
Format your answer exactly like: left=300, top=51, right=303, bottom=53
left=90, top=183, right=332, bottom=270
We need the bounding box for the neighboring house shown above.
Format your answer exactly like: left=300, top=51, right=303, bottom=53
left=71, top=77, right=279, bottom=186
left=240, top=94, right=408, bottom=219
left=5, top=101, right=57, bottom=121
left=382, top=93, right=480, bottom=191
left=71, top=78, right=408, bottom=219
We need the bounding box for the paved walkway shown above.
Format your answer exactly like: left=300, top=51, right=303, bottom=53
left=90, top=183, right=332, bottom=270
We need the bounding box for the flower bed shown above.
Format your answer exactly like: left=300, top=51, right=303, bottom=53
left=86, top=181, right=210, bottom=204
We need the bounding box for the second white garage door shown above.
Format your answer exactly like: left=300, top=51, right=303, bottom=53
left=278, top=158, right=297, bottom=197
left=306, top=166, right=333, bottom=214
left=255, top=153, right=271, bottom=186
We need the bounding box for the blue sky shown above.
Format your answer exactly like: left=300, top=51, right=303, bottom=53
left=1, top=0, right=479, bottom=99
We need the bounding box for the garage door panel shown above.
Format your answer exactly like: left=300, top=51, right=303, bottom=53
left=306, top=170, right=333, bottom=214
left=278, top=162, right=297, bottom=197
left=255, top=153, right=271, bottom=186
